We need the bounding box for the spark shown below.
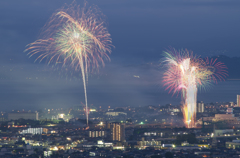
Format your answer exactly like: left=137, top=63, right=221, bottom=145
left=25, top=2, right=113, bottom=126
left=162, top=48, right=227, bottom=128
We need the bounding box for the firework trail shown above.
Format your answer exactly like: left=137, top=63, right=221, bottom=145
left=162, top=48, right=227, bottom=128
left=25, top=2, right=112, bottom=125
left=81, top=102, right=96, bottom=119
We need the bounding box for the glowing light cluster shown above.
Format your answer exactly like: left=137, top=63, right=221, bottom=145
left=25, top=2, right=113, bottom=125
left=162, top=48, right=227, bottom=128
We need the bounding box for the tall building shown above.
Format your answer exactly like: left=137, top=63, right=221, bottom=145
left=110, top=122, right=125, bottom=142
left=197, top=101, right=204, bottom=113
left=237, top=95, right=240, bottom=107
left=8, top=112, right=38, bottom=120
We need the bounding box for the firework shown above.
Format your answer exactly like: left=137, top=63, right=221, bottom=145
left=25, top=2, right=112, bottom=125
left=162, top=48, right=227, bottom=128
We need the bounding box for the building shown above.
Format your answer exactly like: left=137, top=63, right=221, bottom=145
left=197, top=101, right=204, bottom=113
left=233, top=107, right=240, bottom=117
left=212, top=114, right=238, bottom=122
left=110, top=122, right=125, bottom=142
left=79, top=140, right=113, bottom=150
left=136, top=137, right=161, bottom=149
left=237, top=95, right=240, bottom=107
left=105, top=112, right=127, bottom=116
left=226, top=140, right=240, bottom=149
left=19, top=128, right=43, bottom=135
left=227, top=108, right=233, bottom=114
left=215, top=129, right=234, bottom=136
left=8, top=112, right=38, bottom=120
left=89, top=130, right=105, bottom=138
left=196, top=114, right=240, bottom=126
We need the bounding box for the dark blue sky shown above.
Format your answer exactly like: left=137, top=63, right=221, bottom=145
left=0, top=0, right=239, bottom=111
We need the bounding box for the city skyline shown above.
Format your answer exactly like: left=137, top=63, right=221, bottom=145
left=1, top=1, right=240, bottom=157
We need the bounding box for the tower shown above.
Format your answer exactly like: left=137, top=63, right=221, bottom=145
left=110, top=122, right=125, bottom=142
left=237, top=95, right=240, bottom=107
left=197, top=101, right=204, bottom=113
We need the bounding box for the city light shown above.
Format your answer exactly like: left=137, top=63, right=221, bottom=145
left=0, top=1, right=237, bottom=157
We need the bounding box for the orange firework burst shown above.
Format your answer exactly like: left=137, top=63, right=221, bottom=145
left=25, top=2, right=113, bottom=125
left=162, top=48, right=227, bottom=128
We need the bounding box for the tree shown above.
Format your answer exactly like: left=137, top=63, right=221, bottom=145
left=187, top=133, right=198, bottom=144
left=126, top=118, right=132, bottom=123
left=91, top=146, right=99, bottom=150
left=175, top=133, right=198, bottom=145
left=151, top=155, right=162, bottom=158
left=115, top=108, right=125, bottom=112
left=28, top=154, right=39, bottom=158
left=165, top=152, right=173, bottom=158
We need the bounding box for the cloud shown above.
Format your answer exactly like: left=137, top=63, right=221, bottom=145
left=0, top=0, right=239, bottom=110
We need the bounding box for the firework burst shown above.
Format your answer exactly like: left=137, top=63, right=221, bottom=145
left=162, top=48, right=227, bottom=128
left=25, top=2, right=113, bottom=125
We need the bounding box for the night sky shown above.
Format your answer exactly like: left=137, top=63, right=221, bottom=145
left=0, top=0, right=240, bottom=111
